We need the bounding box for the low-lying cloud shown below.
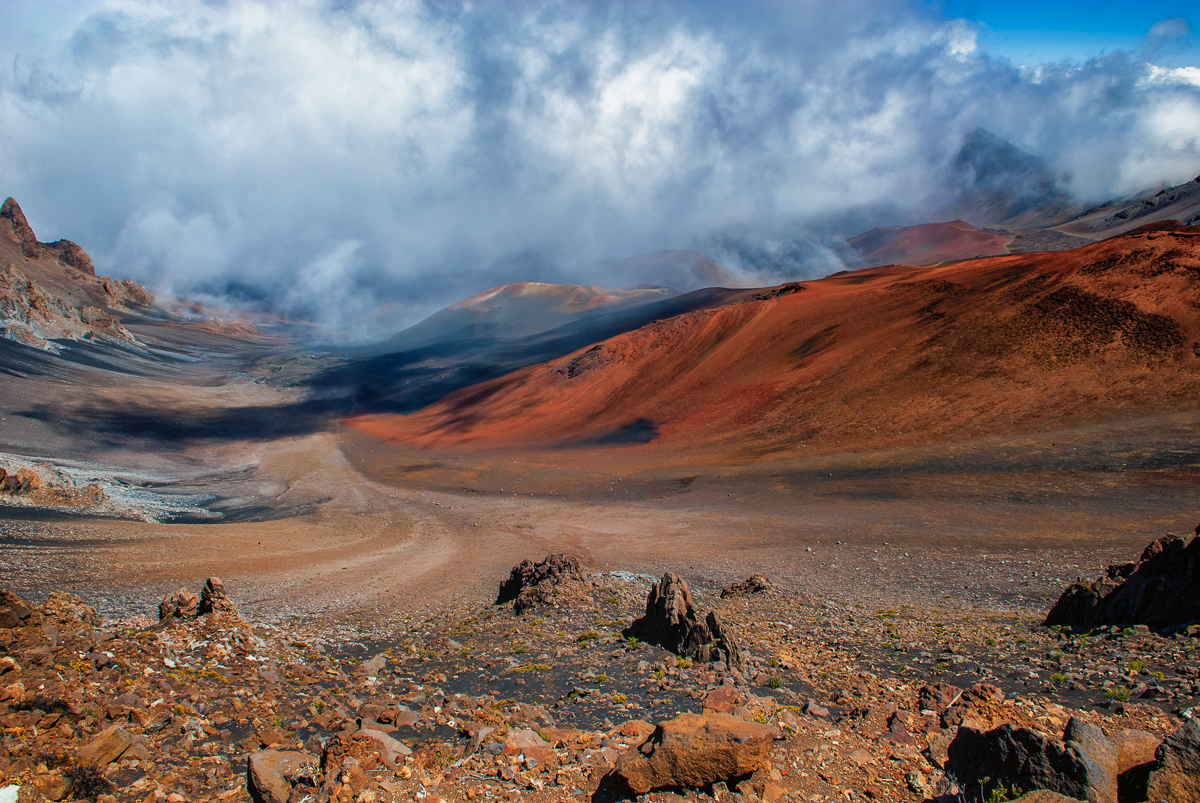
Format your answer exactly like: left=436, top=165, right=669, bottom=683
left=1, top=0, right=1198, bottom=338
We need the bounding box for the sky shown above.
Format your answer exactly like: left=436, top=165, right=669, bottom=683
left=1, top=1, right=1198, bottom=339
left=942, top=1, right=1197, bottom=65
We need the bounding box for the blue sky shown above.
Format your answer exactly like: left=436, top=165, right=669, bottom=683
left=939, top=1, right=1197, bottom=65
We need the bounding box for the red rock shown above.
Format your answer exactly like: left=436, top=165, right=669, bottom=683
left=78, top=723, right=132, bottom=765
left=704, top=686, right=748, bottom=714
left=612, top=712, right=777, bottom=794
left=247, top=750, right=315, bottom=803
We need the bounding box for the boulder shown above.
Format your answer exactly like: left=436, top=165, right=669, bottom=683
left=247, top=750, right=317, bottom=803
left=946, top=724, right=1094, bottom=802
left=1061, top=717, right=1117, bottom=803
left=496, top=554, right=594, bottom=614
left=199, top=577, right=237, bottom=616
left=1045, top=530, right=1200, bottom=630
left=159, top=588, right=200, bottom=620
left=0, top=590, right=36, bottom=629
left=918, top=681, right=962, bottom=712
left=77, top=724, right=132, bottom=765
left=720, top=574, right=773, bottom=598
left=358, top=728, right=412, bottom=766
left=1146, top=719, right=1200, bottom=803
left=611, top=712, right=777, bottom=794
left=1009, top=793, right=1085, bottom=803
left=159, top=578, right=239, bottom=620
left=626, top=572, right=744, bottom=671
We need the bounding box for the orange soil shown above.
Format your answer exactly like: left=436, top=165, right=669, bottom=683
left=847, top=219, right=1011, bottom=266
left=346, top=224, right=1200, bottom=461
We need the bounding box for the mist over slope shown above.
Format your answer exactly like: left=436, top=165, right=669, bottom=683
left=2, top=1, right=1198, bottom=337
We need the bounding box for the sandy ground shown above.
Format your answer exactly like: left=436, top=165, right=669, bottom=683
left=3, top=404, right=1197, bottom=643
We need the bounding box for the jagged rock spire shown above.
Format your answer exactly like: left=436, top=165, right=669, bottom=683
left=0, top=197, right=40, bottom=258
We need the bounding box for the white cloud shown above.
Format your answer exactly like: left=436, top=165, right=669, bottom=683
left=0, top=0, right=1197, bottom=337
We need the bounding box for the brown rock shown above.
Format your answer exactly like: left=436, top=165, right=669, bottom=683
left=1, top=198, right=39, bottom=257
left=720, top=574, right=773, bottom=598
left=258, top=727, right=290, bottom=747
left=703, top=686, right=748, bottom=714
left=247, top=750, right=316, bottom=803
left=1009, top=793, right=1085, bottom=803
left=43, top=240, right=95, bottom=275
left=358, top=727, right=412, bottom=766
left=0, top=589, right=35, bottom=629
left=1146, top=719, right=1200, bottom=803
left=918, top=681, right=962, bottom=713
left=40, top=591, right=101, bottom=628
left=78, top=723, right=132, bottom=765
left=30, top=773, right=69, bottom=801
left=159, top=588, right=200, bottom=620
left=610, top=720, right=656, bottom=747
left=1109, top=728, right=1160, bottom=774
left=612, top=711, right=777, bottom=794
left=1061, top=717, right=1117, bottom=803
left=200, top=577, right=237, bottom=616
left=496, top=554, right=593, bottom=614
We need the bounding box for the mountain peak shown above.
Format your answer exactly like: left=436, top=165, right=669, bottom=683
left=0, top=197, right=40, bottom=257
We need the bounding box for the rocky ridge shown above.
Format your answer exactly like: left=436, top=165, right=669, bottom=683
left=0, top=198, right=152, bottom=353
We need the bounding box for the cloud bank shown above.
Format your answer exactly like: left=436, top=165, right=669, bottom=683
left=1, top=0, right=1198, bottom=337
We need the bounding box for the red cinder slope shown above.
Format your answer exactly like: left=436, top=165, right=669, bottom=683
left=846, top=220, right=1011, bottom=267
left=347, top=223, right=1200, bottom=458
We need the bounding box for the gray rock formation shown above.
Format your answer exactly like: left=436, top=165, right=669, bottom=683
left=627, top=572, right=744, bottom=671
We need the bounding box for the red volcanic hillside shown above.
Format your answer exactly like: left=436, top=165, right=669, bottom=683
left=846, top=220, right=1010, bottom=266
left=347, top=222, right=1200, bottom=459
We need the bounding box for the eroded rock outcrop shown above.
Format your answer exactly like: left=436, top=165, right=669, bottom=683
left=496, top=554, right=594, bottom=614
left=160, top=577, right=239, bottom=620
left=1, top=197, right=152, bottom=352
left=610, top=712, right=777, bottom=794
left=626, top=572, right=745, bottom=671
left=720, top=574, right=773, bottom=598
left=1045, top=530, right=1200, bottom=631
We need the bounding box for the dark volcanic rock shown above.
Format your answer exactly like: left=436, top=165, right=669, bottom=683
left=627, top=572, right=744, bottom=671
left=720, top=574, right=773, bottom=598
left=611, top=712, right=777, bottom=794
left=1045, top=531, right=1200, bottom=630
left=496, top=554, right=593, bottom=614
left=946, top=724, right=1096, bottom=802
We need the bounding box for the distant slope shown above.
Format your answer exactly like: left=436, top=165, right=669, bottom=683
left=845, top=220, right=1010, bottom=267
left=373, top=282, right=675, bottom=352
left=313, top=281, right=789, bottom=415
left=843, top=219, right=1094, bottom=268
left=1054, top=176, right=1200, bottom=240
left=347, top=222, right=1200, bottom=458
